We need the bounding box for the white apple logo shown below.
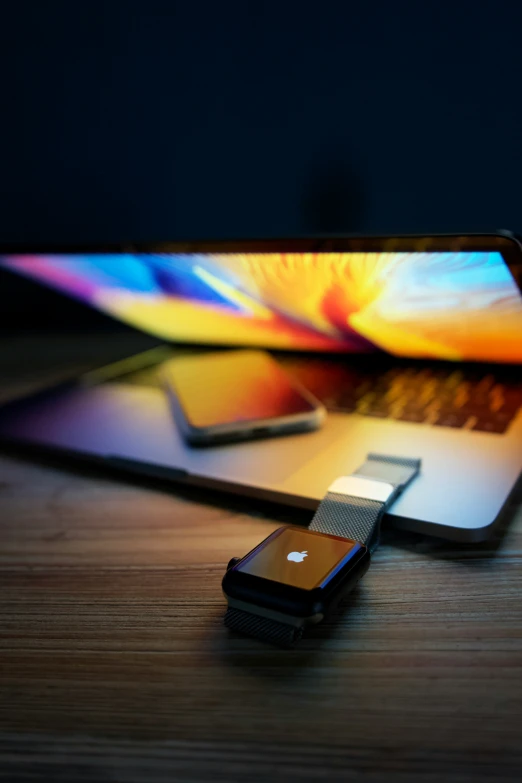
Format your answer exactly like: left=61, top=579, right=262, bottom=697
left=287, top=550, right=308, bottom=563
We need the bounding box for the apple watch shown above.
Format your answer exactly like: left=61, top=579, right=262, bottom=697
left=222, top=453, right=421, bottom=647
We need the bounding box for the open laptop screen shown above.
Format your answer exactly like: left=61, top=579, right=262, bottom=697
left=2, top=250, right=522, bottom=362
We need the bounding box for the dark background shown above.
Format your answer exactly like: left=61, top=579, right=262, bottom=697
left=1, top=0, right=522, bottom=328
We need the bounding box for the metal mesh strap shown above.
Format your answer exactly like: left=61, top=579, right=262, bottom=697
left=310, top=453, right=421, bottom=551
left=365, top=453, right=422, bottom=469
left=224, top=607, right=303, bottom=648
left=309, top=494, right=383, bottom=548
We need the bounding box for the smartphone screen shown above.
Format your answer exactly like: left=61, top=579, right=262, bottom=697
left=163, top=350, right=320, bottom=430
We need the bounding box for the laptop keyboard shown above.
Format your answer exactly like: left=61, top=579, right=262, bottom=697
left=117, top=355, right=522, bottom=435
left=279, top=357, right=522, bottom=434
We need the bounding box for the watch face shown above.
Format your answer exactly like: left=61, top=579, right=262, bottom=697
left=236, top=526, right=361, bottom=590
left=222, top=526, right=369, bottom=619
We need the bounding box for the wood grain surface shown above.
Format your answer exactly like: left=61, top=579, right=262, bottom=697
left=1, top=334, right=521, bottom=782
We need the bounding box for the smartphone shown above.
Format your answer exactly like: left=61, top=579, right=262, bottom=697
left=162, top=349, right=325, bottom=446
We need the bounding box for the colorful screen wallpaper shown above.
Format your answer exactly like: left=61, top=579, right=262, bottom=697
left=2, top=252, right=522, bottom=362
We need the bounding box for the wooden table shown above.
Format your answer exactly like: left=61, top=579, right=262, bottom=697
left=1, top=333, right=522, bottom=782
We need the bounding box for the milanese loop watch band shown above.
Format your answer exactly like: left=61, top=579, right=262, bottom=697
left=224, top=606, right=305, bottom=647
left=308, top=453, right=421, bottom=552
left=224, top=453, right=421, bottom=647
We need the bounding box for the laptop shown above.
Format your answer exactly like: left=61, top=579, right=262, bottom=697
left=1, top=233, right=522, bottom=542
